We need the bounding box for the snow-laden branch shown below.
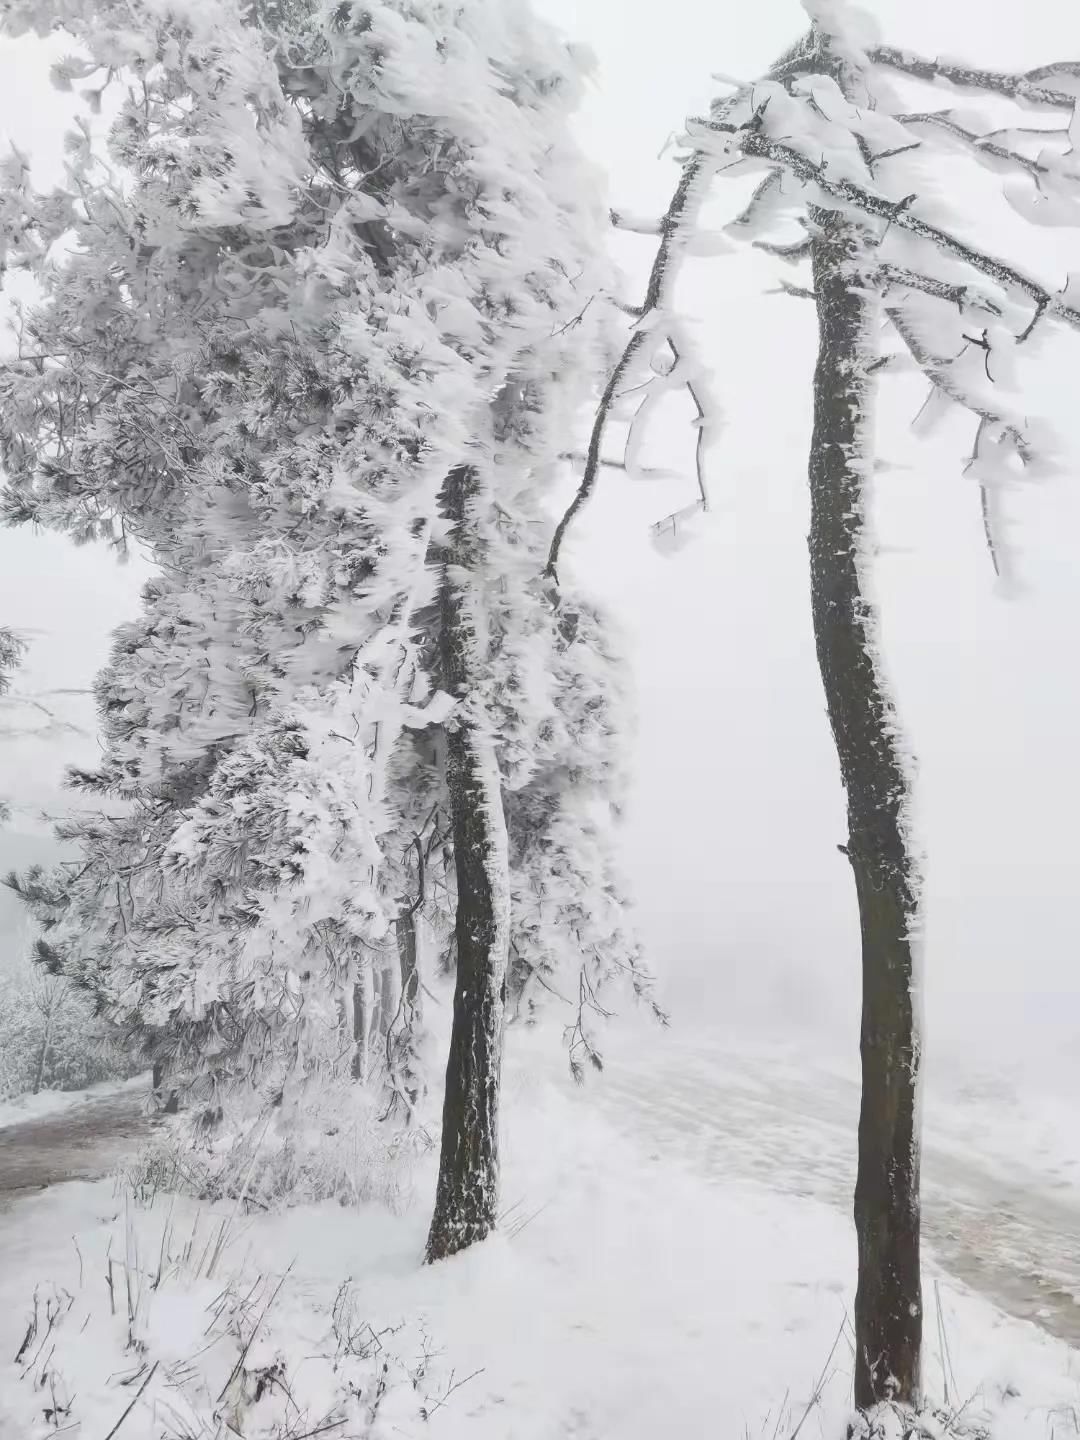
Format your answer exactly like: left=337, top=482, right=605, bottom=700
left=869, top=46, right=1080, bottom=110
left=691, top=114, right=1080, bottom=333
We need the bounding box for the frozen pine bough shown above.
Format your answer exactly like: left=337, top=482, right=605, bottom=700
left=0, top=0, right=651, bottom=1202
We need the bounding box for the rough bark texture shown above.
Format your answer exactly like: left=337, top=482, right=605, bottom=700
left=426, top=464, right=509, bottom=1263
left=809, top=211, right=923, bottom=1408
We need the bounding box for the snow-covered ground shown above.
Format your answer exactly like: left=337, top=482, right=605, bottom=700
left=598, top=1023, right=1080, bottom=1347
left=2, top=0, right=1079, bottom=1434
left=1, top=1032, right=1078, bottom=1439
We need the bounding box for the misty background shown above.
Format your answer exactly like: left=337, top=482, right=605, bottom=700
left=2, top=0, right=1078, bottom=1096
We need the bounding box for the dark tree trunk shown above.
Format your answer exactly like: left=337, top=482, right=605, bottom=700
left=809, top=211, right=923, bottom=1409
left=426, top=464, right=509, bottom=1263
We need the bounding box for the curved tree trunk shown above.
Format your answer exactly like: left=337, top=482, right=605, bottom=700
left=809, top=211, right=923, bottom=1408
left=426, top=464, right=510, bottom=1263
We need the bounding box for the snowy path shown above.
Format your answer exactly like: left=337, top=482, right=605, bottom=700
left=598, top=1039, right=1080, bottom=1348
left=1, top=1049, right=1078, bottom=1354
left=0, top=1089, right=149, bottom=1210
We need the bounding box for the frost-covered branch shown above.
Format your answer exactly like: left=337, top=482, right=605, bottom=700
left=545, top=327, right=650, bottom=582
left=878, top=263, right=1003, bottom=316
left=546, top=152, right=715, bottom=579
left=869, top=46, right=1080, bottom=110
left=692, top=117, right=1080, bottom=332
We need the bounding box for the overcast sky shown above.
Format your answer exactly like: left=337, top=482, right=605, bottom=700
left=2, top=0, right=1079, bottom=1090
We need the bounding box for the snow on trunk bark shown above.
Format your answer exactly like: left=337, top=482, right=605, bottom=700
left=808, top=209, right=923, bottom=1409
left=426, top=464, right=510, bottom=1263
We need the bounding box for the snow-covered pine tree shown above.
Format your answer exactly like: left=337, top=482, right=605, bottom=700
left=1, top=0, right=451, bottom=1151
left=1, top=0, right=645, bottom=1239
left=552, top=0, right=1080, bottom=1407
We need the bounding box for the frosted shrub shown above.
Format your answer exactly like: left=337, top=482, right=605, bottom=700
left=131, top=1072, right=432, bottom=1212
left=0, top=948, right=141, bottom=1101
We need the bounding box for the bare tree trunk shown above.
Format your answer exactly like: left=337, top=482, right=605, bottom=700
left=33, top=1015, right=51, bottom=1095
left=31, top=978, right=64, bottom=1094
left=809, top=211, right=922, bottom=1409
left=377, top=959, right=395, bottom=1038
left=393, top=905, right=421, bottom=1108
left=426, top=464, right=509, bottom=1263
left=352, top=963, right=374, bottom=1083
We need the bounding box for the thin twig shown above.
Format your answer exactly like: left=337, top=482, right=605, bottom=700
left=423, top=1366, right=486, bottom=1420
left=102, top=1360, right=158, bottom=1440
left=789, top=1315, right=847, bottom=1440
